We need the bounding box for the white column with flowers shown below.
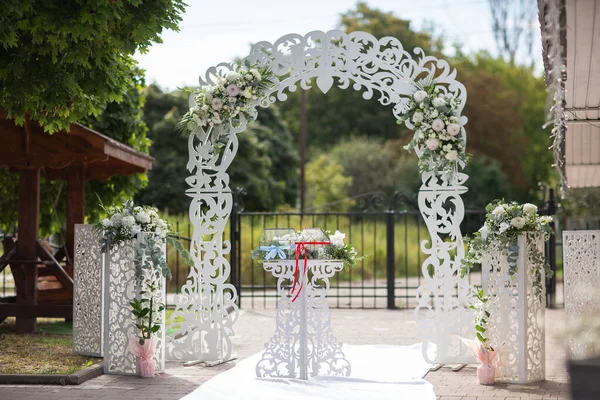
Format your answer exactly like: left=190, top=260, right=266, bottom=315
left=254, top=229, right=355, bottom=379
left=462, top=202, right=553, bottom=383
left=98, top=201, right=173, bottom=377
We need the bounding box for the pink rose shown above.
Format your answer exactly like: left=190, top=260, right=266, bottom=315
left=226, top=84, right=240, bottom=97
left=448, top=123, right=461, bottom=136
left=425, top=138, right=440, bottom=151
left=431, top=118, right=445, bottom=132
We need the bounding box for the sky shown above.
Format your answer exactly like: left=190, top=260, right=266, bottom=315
left=134, top=0, right=543, bottom=90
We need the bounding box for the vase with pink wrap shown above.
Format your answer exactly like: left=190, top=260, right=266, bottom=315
left=460, top=337, right=498, bottom=385
left=128, top=279, right=165, bottom=378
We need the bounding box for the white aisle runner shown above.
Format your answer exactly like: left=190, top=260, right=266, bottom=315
left=182, top=344, right=436, bottom=400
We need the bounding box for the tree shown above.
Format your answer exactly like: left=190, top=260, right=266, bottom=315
left=278, top=3, right=440, bottom=150
left=135, top=86, right=299, bottom=213
left=305, top=155, right=354, bottom=211
left=0, top=68, right=151, bottom=236
left=0, top=0, right=186, bottom=132
left=453, top=53, right=553, bottom=201
left=489, top=0, right=538, bottom=66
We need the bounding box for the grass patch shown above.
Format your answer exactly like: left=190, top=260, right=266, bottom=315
left=0, top=318, right=99, bottom=375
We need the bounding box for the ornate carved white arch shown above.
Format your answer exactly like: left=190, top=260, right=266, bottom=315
left=168, top=30, right=474, bottom=364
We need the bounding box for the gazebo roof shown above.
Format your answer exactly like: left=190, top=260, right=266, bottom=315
left=0, top=110, right=153, bottom=180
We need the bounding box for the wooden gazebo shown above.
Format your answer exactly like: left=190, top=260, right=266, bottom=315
left=0, top=110, right=153, bottom=333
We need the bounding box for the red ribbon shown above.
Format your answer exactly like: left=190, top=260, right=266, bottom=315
left=290, top=241, right=330, bottom=302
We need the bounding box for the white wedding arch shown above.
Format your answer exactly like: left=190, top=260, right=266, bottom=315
left=167, top=30, right=474, bottom=364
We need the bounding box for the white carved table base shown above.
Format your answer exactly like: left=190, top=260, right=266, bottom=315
left=256, top=260, right=351, bottom=379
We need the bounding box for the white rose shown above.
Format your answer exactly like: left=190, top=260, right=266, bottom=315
left=329, top=230, right=346, bottom=248
left=101, top=218, right=112, bottom=228
left=431, top=118, right=445, bottom=132
left=432, top=97, right=446, bottom=108
left=193, top=114, right=202, bottom=126
left=250, top=68, right=262, bottom=80
left=447, top=123, right=461, bottom=137
left=242, top=88, right=253, bottom=98
left=430, top=109, right=439, bottom=119
left=523, top=203, right=538, bottom=216
left=499, top=222, right=510, bottom=233
left=121, top=215, right=135, bottom=228
left=135, top=211, right=151, bottom=224
left=412, top=111, right=424, bottom=123
left=541, top=216, right=553, bottom=224
left=479, top=226, right=489, bottom=241
left=211, top=98, right=223, bottom=111
left=511, top=217, right=526, bottom=229
left=491, top=206, right=505, bottom=217
left=110, top=213, right=123, bottom=226
left=425, top=138, right=440, bottom=151
left=413, top=90, right=428, bottom=103
left=131, top=224, right=141, bottom=235
left=155, top=227, right=163, bottom=238
left=445, top=150, right=458, bottom=161
left=226, top=83, right=240, bottom=97
left=226, top=71, right=240, bottom=81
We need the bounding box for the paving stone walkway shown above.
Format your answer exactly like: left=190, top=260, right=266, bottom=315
left=0, top=308, right=569, bottom=400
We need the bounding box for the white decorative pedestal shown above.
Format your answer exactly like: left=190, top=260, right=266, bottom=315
left=562, top=230, right=600, bottom=357
left=103, top=236, right=166, bottom=375
left=73, top=224, right=103, bottom=357
left=482, top=233, right=545, bottom=383
left=256, top=260, right=351, bottom=379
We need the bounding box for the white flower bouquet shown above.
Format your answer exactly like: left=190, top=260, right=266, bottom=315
left=461, top=200, right=554, bottom=298
left=179, top=62, right=274, bottom=133
left=398, top=83, right=469, bottom=176
left=252, top=228, right=361, bottom=268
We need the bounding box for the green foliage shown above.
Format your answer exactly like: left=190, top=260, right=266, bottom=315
left=136, top=86, right=299, bottom=212
left=469, top=286, right=493, bottom=350
left=277, top=3, right=439, bottom=149
left=0, top=0, right=186, bottom=133
left=305, top=155, right=354, bottom=211
left=327, top=137, right=420, bottom=209
left=0, top=69, right=151, bottom=236
left=462, top=155, right=513, bottom=209
left=453, top=53, right=554, bottom=201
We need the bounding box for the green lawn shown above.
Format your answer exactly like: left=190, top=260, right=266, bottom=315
left=0, top=318, right=99, bottom=375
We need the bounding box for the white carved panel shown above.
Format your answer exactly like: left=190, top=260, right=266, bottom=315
left=563, top=230, right=600, bottom=357
left=256, top=260, right=350, bottom=379
left=167, top=129, right=239, bottom=362
left=103, top=236, right=166, bottom=375
left=73, top=224, right=103, bottom=357
left=482, top=233, right=545, bottom=383
left=178, top=29, right=469, bottom=361
left=414, top=172, right=475, bottom=364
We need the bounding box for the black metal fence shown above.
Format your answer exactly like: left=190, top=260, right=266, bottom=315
left=0, top=192, right=563, bottom=310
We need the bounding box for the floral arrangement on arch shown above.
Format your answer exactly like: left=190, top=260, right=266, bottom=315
left=252, top=229, right=361, bottom=269
left=460, top=200, right=554, bottom=299
left=399, top=82, right=468, bottom=176
left=179, top=62, right=275, bottom=140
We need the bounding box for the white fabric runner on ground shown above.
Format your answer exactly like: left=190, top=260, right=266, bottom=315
left=181, top=343, right=436, bottom=400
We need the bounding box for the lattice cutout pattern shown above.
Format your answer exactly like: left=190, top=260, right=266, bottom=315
left=256, top=260, right=351, bottom=379
left=563, top=230, right=600, bottom=358
left=73, top=224, right=103, bottom=357
left=103, top=237, right=166, bottom=375
left=482, top=233, right=545, bottom=383
left=414, top=172, right=475, bottom=364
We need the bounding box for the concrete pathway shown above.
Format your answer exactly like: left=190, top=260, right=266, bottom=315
left=0, top=308, right=569, bottom=400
